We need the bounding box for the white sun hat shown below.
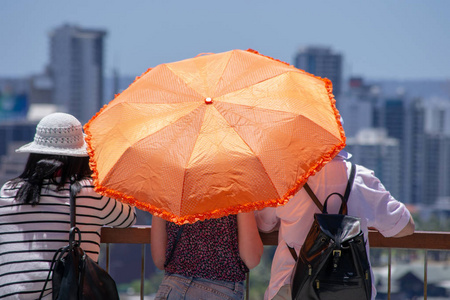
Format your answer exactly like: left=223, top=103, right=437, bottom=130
left=16, top=112, right=88, bottom=157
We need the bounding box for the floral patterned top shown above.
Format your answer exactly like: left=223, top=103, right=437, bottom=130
left=164, top=215, right=249, bottom=282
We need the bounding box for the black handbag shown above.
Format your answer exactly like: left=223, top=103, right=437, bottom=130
left=290, top=164, right=372, bottom=300
left=39, top=182, right=120, bottom=300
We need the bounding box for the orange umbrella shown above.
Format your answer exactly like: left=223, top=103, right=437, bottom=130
left=84, top=49, right=345, bottom=224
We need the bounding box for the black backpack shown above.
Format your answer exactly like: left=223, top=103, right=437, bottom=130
left=289, top=163, right=372, bottom=300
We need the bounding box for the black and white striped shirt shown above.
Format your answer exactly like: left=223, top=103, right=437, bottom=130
left=0, top=178, right=136, bottom=299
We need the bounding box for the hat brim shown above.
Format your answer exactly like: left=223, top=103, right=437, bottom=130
left=15, top=141, right=89, bottom=157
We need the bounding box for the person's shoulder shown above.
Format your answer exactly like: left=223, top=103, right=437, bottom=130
left=1, top=181, right=12, bottom=190
left=0, top=181, right=21, bottom=207
left=1, top=180, right=19, bottom=195
left=353, top=164, right=376, bottom=179
left=76, top=178, right=102, bottom=197
left=351, top=163, right=388, bottom=193
left=78, top=178, right=95, bottom=188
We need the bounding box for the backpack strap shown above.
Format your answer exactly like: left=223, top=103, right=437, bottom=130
left=337, top=163, right=356, bottom=215
left=343, top=163, right=356, bottom=203
left=287, top=245, right=298, bottom=261
left=287, top=163, right=356, bottom=261
left=303, top=163, right=355, bottom=213
left=287, top=182, right=321, bottom=261
left=303, top=183, right=324, bottom=212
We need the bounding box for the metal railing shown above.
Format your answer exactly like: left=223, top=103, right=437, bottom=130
left=100, top=227, right=450, bottom=300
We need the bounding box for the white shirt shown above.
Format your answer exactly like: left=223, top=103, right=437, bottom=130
left=0, top=178, right=137, bottom=300
left=255, top=156, right=412, bottom=300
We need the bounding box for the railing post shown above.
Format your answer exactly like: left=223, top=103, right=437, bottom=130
left=424, top=250, right=428, bottom=300
left=246, top=272, right=250, bottom=300
left=106, top=243, right=110, bottom=272
left=141, top=244, right=146, bottom=300
left=388, top=248, right=391, bottom=300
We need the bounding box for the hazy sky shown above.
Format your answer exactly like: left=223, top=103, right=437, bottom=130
left=1, top=0, right=449, bottom=80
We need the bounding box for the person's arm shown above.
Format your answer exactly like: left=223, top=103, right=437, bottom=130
left=150, top=215, right=167, bottom=270
left=393, top=215, right=415, bottom=237
left=237, top=212, right=264, bottom=269
left=82, top=178, right=136, bottom=228
left=254, top=207, right=280, bottom=233
left=358, top=165, right=414, bottom=238
left=106, top=201, right=137, bottom=228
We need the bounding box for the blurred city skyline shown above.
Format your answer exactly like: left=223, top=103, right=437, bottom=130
left=1, top=0, right=450, bottom=80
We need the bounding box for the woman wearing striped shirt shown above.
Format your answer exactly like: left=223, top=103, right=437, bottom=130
left=0, top=113, right=136, bottom=299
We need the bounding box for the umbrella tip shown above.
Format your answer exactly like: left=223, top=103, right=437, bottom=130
left=205, top=97, right=213, bottom=104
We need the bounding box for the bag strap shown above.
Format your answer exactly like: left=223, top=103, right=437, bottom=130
left=328, top=163, right=356, bottom=215
left=286, top=182, right=322, bottom=262
left=315, top=163, right=356, bottom=215
left=287, top=181, right=324, bottom=261
left=343, top=163, right=356, bottom=204
left=164, top=225, right=184, bottom=268
left=287, top=163, right=356, bottom=261
left=69, top=178, right=80, bottom=228
left=303, top=183, right=324, bottom=211
left=39, top=180, right=81, bottom=299
left=288, top=245, right=298, bottom=261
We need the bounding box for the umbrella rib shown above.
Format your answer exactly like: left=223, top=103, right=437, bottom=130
left=225, top=103, right=342, bottom=143
left=216, top=107, right=282, bottom=200
left=213, top=51, right=234, bottom=96
left=215, top=50, right=297, bottom=97
left=164, top=64, right=213, bottom=99
left=217, top=73, right=290, bottom=101
left=178, top=107, right=207, bottom=216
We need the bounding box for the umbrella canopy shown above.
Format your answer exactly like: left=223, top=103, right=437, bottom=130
left=84, top=49, right=346, bottom=224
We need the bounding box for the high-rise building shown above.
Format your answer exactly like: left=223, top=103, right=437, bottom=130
left=403, top=99, right=426, bottom=204
left=345, top=128, right=401, bottom=199
left=379, top=99, right=405, bottom=140
left=423, top=134, right=450, bottom=205
left=421, top=100, right=450, bottom=204
left=294, top=46, right=343, bottom=98
left=338, top=77, right=381, bottom=137
left=424, top=99, right=450, bottom=136
left=49, top=24, right=106, bottom=123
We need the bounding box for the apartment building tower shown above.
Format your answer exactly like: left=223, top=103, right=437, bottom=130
left=294, top=46, right=343, bottom=98
left=49, top=25, right=106, bottom=123
left=345, top=129, right=401, bottom=199
left=403, top=99, right=426, bottom=204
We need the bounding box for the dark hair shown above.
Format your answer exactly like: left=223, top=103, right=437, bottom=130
left=11, top=153, right=92, bottom=205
